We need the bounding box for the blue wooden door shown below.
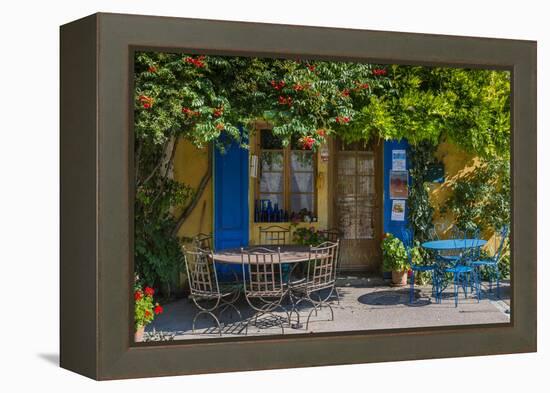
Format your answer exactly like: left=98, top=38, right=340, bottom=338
left=214, top=134, right=249, bottom=251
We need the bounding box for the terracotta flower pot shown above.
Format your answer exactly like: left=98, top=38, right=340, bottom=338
left=391, top=270, right=408, bottom=287
left=135, top=325, right=145, bottom=342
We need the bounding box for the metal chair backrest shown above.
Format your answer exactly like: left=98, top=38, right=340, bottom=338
left=318, top=228, right=341, bottom=243
left=401, top=227, right=414, bottom=249
left=184, top=247, right=219, bottom=296
left=241, top=247, right=284, bottom=295
left=401, top=228, right=419, bottom=268
left=306, top=241, right=339, bottom=291
left=464, top=226, right=481, bottom=260
left=259, top=225, right=290, bottom=245
left=493, top=225, right=509, bottom=262
left=194, top=233, right=213, bottom=250
left=450, top=226, right=465, bottom=241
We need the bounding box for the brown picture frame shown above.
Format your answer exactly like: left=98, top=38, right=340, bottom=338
left=60, top=12, right=537, bottom=380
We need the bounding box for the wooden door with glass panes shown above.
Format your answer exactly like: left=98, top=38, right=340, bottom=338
left=335, top=139, right=382, bottom=271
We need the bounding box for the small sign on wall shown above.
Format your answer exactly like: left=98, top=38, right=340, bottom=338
left=392, top=149, right=406, bottom=170
left=389, top=170, right=409, bottom=199
left=391, top=200, right=406, bottom=221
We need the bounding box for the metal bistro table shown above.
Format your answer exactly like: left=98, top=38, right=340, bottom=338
left=421, top=239, right=487, bottom=303
left=213, top=244, right=311, bottom=265
left=421, top=239, right=487, bottom=252
left=212, top=244, right=311, bottom=284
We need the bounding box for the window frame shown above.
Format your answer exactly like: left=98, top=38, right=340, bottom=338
left=256, top=128, right=317, bottom=221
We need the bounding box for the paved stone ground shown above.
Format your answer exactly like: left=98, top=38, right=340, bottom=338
left=145, top=277, right=510, bottom=341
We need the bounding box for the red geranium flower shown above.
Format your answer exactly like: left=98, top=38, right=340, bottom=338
left=148, top=65, right=157, bottom=73
left=145, top=310, right=152, bottom=318
left=306, top=64, right=316, bottom=72
left=138, top=95, right=153, bottom=109
left=182, top=107, right=199, bottom=117
left=134, top=290, right=143, bottom=301
left=154, top=304, right=163, bottom=315
left=213, top=107, right=223, bottom=117
left=270, top=80, right=286, bottom=90
left=277, top=96, right=293, bottom=107
left=184, top=55, right=206, bottom=68
left=300, top=136, right=315, bottom=150
left=373, top=68, right=387, bottom=76
left=335, top=116, right=350, bottom=124
left=144, top=287, right=154, bottom=297
left=293, top=83, right=309, bottom=91
left=316, top=129, right=326, bottom=137
left=341, top=88, right=350, bottom=97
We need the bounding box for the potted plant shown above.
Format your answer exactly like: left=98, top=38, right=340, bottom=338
left=134, top=285, right=164, bottom=342
left=292, top=226, right=327, bottom=246
left=381, top=233, right=410, bottom=286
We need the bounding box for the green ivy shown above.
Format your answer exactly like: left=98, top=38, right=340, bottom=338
left=407, top=142, right=438, bottom=242
left=442, top=158, right=510, bottom=232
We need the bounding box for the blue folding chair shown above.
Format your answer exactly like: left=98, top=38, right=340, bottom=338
left=469, top=226, right=509, bottom=299
left=402, top=228, right=436, bottom=304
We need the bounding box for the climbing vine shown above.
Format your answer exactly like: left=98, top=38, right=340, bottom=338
left=442, top=157, right=510, bottom=232
left=407, top=142, right=438, bottom=242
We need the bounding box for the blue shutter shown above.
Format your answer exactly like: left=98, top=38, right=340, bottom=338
left=383, top=139, right=410, bottom=241
left=213, top=131, right=249, bottom=251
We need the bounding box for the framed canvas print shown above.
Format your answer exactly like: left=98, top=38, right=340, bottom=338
left=60, top=12, right=537, bottom=380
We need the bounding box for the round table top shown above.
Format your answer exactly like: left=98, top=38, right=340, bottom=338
left=421, top=239, right=487, bottom=250
left=213, top=245, right=311, bottom=264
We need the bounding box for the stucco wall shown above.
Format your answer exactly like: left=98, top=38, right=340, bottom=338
left=429, top=142, right=500, bottom=253
left=173, top=139, right=213, bottom=244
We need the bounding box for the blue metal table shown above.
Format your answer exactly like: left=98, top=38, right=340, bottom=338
left=422, top=239, right=487, bottom=251
left=421, top=239, right=487, bottom=305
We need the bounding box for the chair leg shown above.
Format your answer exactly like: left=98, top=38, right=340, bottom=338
left=454, top=273, right=459, bottom=308
left=192, top=310, right=223, bottom=336
left=409, top=270, right=415, bottom=304
left=334, top=287, right=341, bottom=305
left=474, top=268, right=481, bottom=302
left=495, top=265, right=500, bottom=299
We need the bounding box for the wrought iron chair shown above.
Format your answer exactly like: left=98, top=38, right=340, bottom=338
left=318, top=228, right=341, bottom=243
left=402, top=228, right=437, bottom=304
left=289, top=241, right=339, bottom=330
left=258, top=225, right=291, bottom=245
left=241, top=247, right=291, bottom=334
left=317, top=228, right=342, bottom=304
left=183, top=247, right=241, bottom=336
left=436, top=225, right=465, bottom=263
left=193, top=233, right=213, bottom=250
left=434, top=229, right=476, bottom=307
left=469, top=225, right=509, bottom=299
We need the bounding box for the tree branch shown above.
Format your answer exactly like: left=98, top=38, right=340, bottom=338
left=172, top=145, right=213, bottom=236
left=150, top=137, right=179, bottom=208
left=139, top=138, right=171, bottom=187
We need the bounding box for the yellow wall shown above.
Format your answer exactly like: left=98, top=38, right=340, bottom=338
left=172, top=139, right=213, bottom=245
left=428, top=142, right=501, bottom=252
